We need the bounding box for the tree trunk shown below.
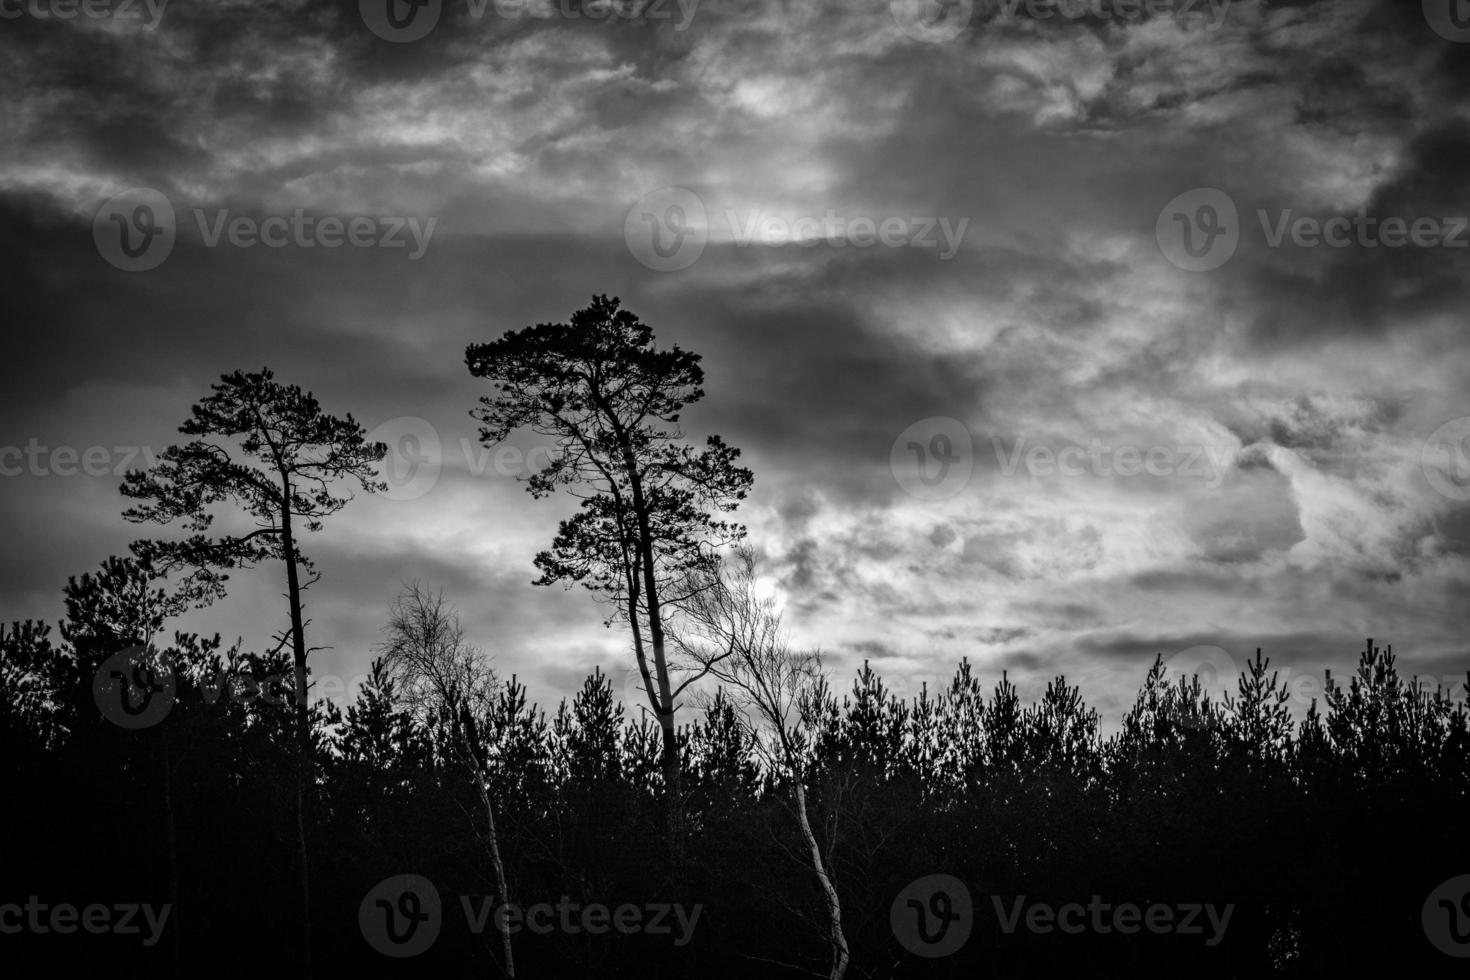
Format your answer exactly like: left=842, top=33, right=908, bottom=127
left=472, top=768, right=516, bottom=977
left=657, top=707, right=684, bottom=871
left=794, top=780, right=848, bottom=980
left=646, top=560, right=685, bottom=874
left=625, top=451, right=685, bottom=874
left=280, top=501, right=313, bottom=980
left=161, top=733, right=181, bottom=973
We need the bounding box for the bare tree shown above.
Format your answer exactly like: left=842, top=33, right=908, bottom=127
left=672, top=547, right=849, bottom=980
left=376, top=584, right=515, bottom=978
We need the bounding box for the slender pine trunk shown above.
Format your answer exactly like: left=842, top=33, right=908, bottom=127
left=162, top=734, right=181, bottom=974
left=280, top=501, right=313, bottom=980
left=631, top=500, right=684, bottom=873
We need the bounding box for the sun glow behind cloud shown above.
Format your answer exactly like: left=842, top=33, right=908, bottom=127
left=0, top=0, right=1467, bottom=725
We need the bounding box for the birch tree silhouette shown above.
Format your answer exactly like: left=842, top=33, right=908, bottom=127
left=376, top=583, right=518, bottom=978
left=673, top=547, right=850, bottom=979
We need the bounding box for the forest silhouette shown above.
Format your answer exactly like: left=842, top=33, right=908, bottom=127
left=2, top=299, right=1468, bottom=978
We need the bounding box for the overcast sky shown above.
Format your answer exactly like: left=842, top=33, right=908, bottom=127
left=3, top=0, right=1469, bottom=725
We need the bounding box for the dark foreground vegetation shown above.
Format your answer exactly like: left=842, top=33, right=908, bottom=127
left=3, top=302, right=1466, bottom=976
left=3, top=608, right=1467, bottom=977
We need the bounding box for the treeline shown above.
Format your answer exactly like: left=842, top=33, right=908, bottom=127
left=3, top=585, right=1468, bottom=977
left=4, top=304, right=1467, bottom=976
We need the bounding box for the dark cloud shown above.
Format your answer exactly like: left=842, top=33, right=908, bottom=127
left=1, top=0, right=1466, bottom=721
